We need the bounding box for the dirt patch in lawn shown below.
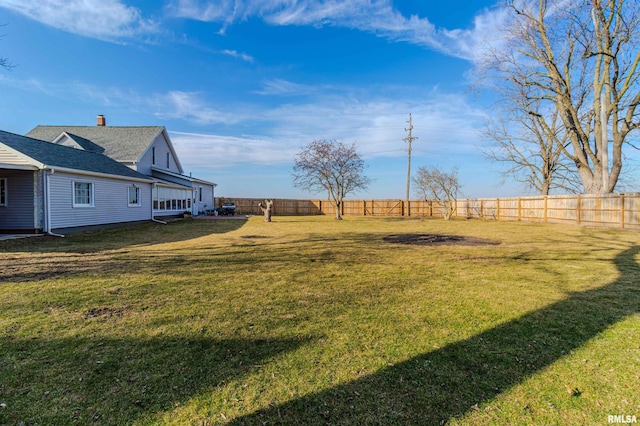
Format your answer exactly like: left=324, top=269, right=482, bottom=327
left=383, top=234, right=500, bottom=246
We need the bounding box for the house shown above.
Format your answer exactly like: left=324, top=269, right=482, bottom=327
left=27, top=116, right=217, bottom=222
left=0, top=129, right=155, bottom=234
left=0, top=115, right=216, bottom=234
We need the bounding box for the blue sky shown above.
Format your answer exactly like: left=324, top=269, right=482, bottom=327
left=0, top=0, right=534, bottom=199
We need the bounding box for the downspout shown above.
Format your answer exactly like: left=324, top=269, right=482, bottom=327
left=151, top=182, right=166, bottom=225
left=44, top=168, right=65, bottom=237
left=192, top=187, right=197, bottom=216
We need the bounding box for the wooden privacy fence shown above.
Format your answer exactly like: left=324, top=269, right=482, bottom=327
left=216, top=193, right=640, bottom=230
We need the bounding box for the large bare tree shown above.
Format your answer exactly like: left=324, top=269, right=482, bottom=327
left=482, top=87, right=582, bottom=195
left=413, top=165, right=460, bottom=220
left=484, top=0, right=640, bottom=193
left=292, top=139, right=371, bottom=220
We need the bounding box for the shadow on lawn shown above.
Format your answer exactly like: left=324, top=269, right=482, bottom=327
left=0, top=335, right=311, bottom=425
left=0, top=219, right=250, bottom=282
left=232, top=245, right=640, bottom=425
left=0, top=217, right=248, bottom=254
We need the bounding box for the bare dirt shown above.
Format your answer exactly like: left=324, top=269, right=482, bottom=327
left=383, top=234, right=500, bottom=246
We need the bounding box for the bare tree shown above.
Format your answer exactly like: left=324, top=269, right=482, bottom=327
left=1, top=26, right=14, bottom=71
left=482, top=94, right=582, bottom=195
left=482, top=0, right=640, bottom=193
left=258, top=199, right=274, bottom=222
left=292, top=139, right=371, bottom=220
left=0, top=56, right=10, bottom=70
left=413, top=165, right=460, bottom=220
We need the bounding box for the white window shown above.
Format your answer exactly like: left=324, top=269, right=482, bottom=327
left=73, top=181, right=94, bottom=207
left=128, top=185, right=140, bottom=207
left=152, top=186, right=192, bottom=212
left=0, top=178, right=6, bottom=206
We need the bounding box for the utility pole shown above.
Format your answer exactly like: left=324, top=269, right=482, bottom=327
left=404, top=113, right=417, bottom=216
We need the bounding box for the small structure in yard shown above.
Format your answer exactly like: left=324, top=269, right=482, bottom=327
left=258, top=199, right=274, bottom=222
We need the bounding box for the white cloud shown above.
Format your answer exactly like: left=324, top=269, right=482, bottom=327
left=0, top=72, right=488, bottom=169
left=440, top=6, right=511, bottom=63
left=167, top=0, right=441, bottom=50
left=153, top=91, right=247, bottom=125
left=163, top=85, right=489, bottom=168
left=166, top=0, right=510, bottom=61
left=221, top=49, right=254, bottom=62
left=254, top=78, right=319, bottom=96
left=169, top=131, right=294, bottom=167
left=0, top=0, right=158, bottom=41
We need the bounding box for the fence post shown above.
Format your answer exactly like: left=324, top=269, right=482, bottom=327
left=544, top=196, right=548, bottom=223
left=517, top=197, right=522, bottom=221
left=576, top=194, right=581, bottom=225
left=497, top=198, right=500, bottom=221
left=621, top=193, right=625, bottom=229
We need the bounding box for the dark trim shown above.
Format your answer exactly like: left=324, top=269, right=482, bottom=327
left=153, top=213, right=183, bottom=219
left=0, top=228, right=42, bottom=234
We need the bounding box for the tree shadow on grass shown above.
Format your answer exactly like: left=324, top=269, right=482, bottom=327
left=232, top=245, right=640, bottom=425
left=0, top=335, right=312, bottom=425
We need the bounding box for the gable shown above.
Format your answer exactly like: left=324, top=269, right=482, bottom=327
left=0, top=144, right=40, bottom=169
left=54, top=134, right=83, bottom=150
left=53, top=132, right=105, bottom=154
left=136, top=131, right=183, bottom=175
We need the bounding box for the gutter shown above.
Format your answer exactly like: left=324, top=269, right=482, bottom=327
left=47, top=165, right=153, bottom=184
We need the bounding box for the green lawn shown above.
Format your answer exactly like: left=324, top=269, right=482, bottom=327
left=1, top=216, right=639, bottom=425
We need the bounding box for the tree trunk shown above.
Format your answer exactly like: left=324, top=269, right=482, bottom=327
left=258, top=200, right=273, bottom=222
left=334, top=200, right=343, bottom=220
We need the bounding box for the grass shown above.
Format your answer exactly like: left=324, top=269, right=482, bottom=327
left=0, top=216, right=639, bottom=425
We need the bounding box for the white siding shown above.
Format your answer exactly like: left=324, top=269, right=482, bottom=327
left=194, top=183, right=215, bottom=214
left=137, top=133, right=181, bottom=175
left=48, top=171, right=152, bottom=230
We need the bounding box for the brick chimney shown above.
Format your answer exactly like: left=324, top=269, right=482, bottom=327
left=97, top=115, right=106, bottom=126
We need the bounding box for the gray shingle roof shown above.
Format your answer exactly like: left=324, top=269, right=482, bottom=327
left=26, top=126, right=165, bottom=163
left=0, top=130, right=152, bottom=180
